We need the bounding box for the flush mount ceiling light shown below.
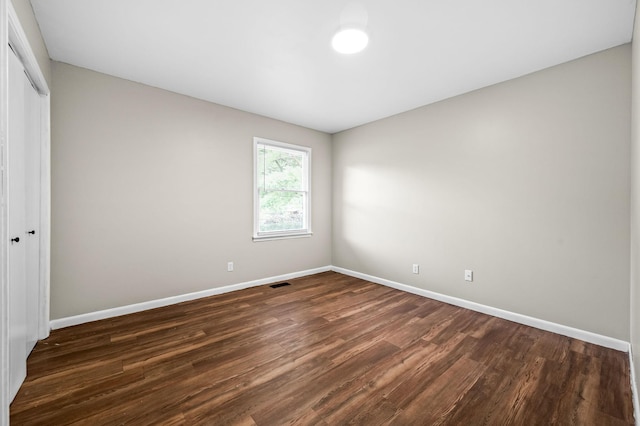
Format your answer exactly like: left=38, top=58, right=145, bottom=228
left=331, top=28, right=369, bottom=54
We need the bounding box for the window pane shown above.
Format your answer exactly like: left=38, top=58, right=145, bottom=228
left=259, top=190, right=305, bottom=232
left=261, top=145, right=304, bottom=191
left=254, top=137, right=311, bottom=239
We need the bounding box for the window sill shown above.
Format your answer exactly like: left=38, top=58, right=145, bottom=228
left=253, top=232, right=313, bottom=242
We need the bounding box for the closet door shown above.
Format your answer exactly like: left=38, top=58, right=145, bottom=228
left=8, top=45, right=41, bottom=401
left=24, top=73, right=41, bottom=354
left=8, top=46, right=28, bottom=402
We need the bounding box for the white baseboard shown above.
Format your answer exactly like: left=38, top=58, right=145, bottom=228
left=331, top=266, right=630, bottom=352
left=50, top=265, right=630, bottom=354
left=49, top=266, right=332, bottom=330
left=630, top=345, right=640, bottom=426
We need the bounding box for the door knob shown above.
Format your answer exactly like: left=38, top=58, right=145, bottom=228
left=10, top=237, right=19, bottom=243
left=27, top=230, right=35, bottom=235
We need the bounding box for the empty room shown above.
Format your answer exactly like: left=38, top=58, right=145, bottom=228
left=2, top=0, right=640, bottom=424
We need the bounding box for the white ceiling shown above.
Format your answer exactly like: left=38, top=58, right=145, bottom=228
left=31, top=0, right=636, bottom=134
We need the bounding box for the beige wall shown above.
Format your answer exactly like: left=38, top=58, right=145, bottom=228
left=333, top=45, right=631, bottom=340
left=10, top=0, right=50, bottom=86
left=50, top=62, right=332, bottom=319
left=631, top=3, right=640, bottom=401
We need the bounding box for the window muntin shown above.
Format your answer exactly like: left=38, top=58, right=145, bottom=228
left=254, top=137, right=311, bottom=240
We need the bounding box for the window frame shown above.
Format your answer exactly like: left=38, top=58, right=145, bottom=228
left=253, top=137, right=312, bottom=241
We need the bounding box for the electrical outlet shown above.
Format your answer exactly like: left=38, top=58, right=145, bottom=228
left=465, top=270, right=473, bottom=282
left=412, top=264, right=419, bottom=274
left=227, top=262, right=234, bottom=272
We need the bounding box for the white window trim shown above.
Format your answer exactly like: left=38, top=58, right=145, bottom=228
left=253, top=137, right=312, bottom=241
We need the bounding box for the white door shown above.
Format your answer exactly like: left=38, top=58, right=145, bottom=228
left=8, top=46, right=42, bottom=401
left=8, top=46, right=28, bottom=402
left=24, top=73, right=41, bottom=354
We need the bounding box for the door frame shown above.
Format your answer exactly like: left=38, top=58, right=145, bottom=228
left=1, top=1, right=51, bottom=423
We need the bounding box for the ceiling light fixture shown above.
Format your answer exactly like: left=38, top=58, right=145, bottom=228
left=332, top=28, right=369, bottom=54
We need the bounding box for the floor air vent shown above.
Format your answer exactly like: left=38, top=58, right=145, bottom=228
left=270, top=282, right=291, bottom=289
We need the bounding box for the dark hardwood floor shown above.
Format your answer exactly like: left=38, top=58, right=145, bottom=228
left=10, top=271, right=635, bottom=425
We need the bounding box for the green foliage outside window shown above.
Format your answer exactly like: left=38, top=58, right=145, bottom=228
left=257, top=144, right=307, bottom=232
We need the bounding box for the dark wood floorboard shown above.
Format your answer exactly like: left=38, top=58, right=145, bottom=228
left=10, top=271, right=635, bottom=425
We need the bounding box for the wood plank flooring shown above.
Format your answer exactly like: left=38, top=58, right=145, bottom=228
left=10, top=271, right=635, bottom=425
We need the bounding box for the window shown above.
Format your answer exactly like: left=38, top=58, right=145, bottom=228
left=253, top=137, right=311, bottom=240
